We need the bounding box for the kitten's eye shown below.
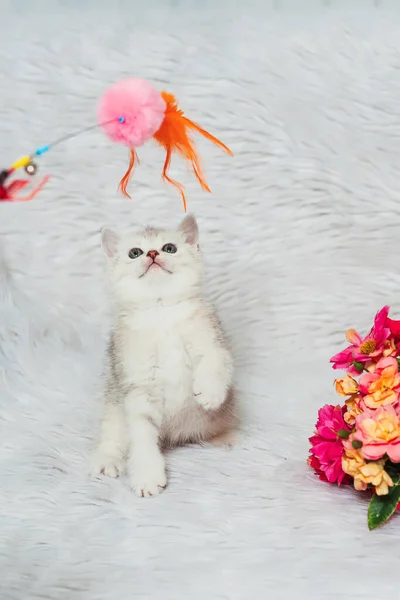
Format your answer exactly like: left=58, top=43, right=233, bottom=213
left=128, top=248, right=143, bottom=259
left=162, top=243, right=177, bottom=254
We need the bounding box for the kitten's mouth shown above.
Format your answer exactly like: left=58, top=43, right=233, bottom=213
left=139, top=261, right=172, bottom=278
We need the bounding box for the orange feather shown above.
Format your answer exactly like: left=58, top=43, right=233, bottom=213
left=119, top=149, right=139, bottom=199
left=118, top=92, right=232, bottom=210
left=153, top=92, right=233, bottom=211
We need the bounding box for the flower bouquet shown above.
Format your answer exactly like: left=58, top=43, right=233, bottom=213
left=308, top=306, right=400, bottom=530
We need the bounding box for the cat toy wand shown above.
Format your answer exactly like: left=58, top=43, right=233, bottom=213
left=0, top=78, right=232, bottom=210
left=0, top=119, right=120, bottom=202
left=0, top=152, right=50, bottom=202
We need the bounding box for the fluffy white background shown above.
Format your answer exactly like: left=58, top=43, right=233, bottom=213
left=1, top=1, right=400, bottom=598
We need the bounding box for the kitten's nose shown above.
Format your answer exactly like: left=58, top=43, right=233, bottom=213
left=147, top=250, right=159, bottom=260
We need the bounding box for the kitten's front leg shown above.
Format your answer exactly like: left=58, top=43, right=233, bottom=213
left=91, top=401, right=127, bottom=478
left=125, top=389, right=166, bottom=498
left=193, top=347, right=233, bottom=411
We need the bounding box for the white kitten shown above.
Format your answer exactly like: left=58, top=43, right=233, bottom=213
left=91, top=215, right=236, bottom=497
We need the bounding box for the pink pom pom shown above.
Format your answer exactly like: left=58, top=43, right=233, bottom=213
left=97, top=78, right=166, bottom=148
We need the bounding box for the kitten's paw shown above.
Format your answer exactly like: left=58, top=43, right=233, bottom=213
left=90, top=449, right=124, bottom=479
left=193, top=372, right=226, bottom=411
left=130, top=462, right=167, bottom=498
left=194, top=390, right=225, bottom=411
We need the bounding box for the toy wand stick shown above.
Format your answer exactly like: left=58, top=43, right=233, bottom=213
left=0, top=119, right=118, bottom=202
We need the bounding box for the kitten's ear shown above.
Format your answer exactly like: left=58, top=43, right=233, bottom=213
left=101, top=227, right=120, bottom=259
left=178, top=214, right=199, bottom=246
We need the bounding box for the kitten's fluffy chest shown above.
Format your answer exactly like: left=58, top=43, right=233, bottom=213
left=120, top=301, right=199, bottom=408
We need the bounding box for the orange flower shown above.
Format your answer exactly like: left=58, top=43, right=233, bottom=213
left=342, top=446, right=366, bottom=482
left=342, top=447, right=393, bottom=495
left=354, top=405, right=400, bottom=462
left=344, top=396, right=363, bottom=425
left=359, top=357, right=400, bottom=409
left=335, top=376, right=362, bottom=425
left=335, top=375, right=359, bottom=397
left=358, top=462, right=393, bottom=495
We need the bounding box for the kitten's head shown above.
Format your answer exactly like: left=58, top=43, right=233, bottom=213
left=101, top=215, right=203, bottom=306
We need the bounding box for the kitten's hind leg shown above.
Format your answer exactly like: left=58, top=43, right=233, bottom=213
left=208, top=429, right=237, bottom=447
left=162, top=388, right=238, bottom=448
left=91, top=401, right=127, bottom=478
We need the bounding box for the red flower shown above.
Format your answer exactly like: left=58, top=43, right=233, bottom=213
left=386, top=317, right=400, bottom=343
left=308, top=404, right=350, bottom=485
left=307, top=455, right=328, bottom=483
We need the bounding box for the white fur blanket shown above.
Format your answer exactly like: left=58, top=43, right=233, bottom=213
left=1, top=2, right=400, bottom=598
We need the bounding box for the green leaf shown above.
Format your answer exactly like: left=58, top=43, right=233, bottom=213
left=353, top=361, right=364, bottom=373
left=397, top=357, right=400, bottom=370
left=338, top=429, right=350, bottom=439
left=368, top=483, right=400, bottom=530
left=352, top=439, right=362, bottom=449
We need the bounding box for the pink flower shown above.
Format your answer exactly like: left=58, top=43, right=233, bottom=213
left=308, top=404, right=350, bottom=485
left=330, top=306, right=391, bottom=373
left=354, top=405, right=400, bottom=462
left=359, top=356, right=400, bottom=409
